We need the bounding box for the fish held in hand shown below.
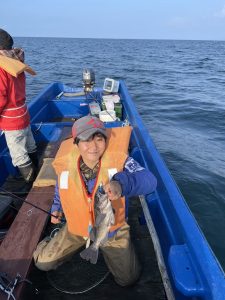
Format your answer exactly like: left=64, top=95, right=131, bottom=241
left=80, top=192, right=115, bottom=264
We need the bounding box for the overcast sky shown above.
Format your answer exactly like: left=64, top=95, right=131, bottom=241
left=1, top=0, right=225, bottom=40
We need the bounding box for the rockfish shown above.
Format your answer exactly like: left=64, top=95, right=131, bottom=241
left=80, top=191, right=115, bottom=264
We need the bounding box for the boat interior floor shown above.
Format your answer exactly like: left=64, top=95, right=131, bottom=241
left=24, top=197, right=167, bottom=300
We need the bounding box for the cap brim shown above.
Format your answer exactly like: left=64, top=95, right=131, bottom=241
left=77, top=128, right=107, bottom=141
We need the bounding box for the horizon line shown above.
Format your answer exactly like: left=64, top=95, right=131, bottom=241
left=14, top=36, right=225, bottom=42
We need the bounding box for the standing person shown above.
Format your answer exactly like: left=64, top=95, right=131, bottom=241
left=0, top=28, right=38, bottom=182
left=33, top=116, right=157, bottom=286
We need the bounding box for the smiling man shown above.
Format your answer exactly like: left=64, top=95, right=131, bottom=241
left=33, top=115, right=157, bottom=287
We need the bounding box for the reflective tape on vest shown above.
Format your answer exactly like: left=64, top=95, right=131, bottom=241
left=2, top=103, right=26, bottom=111
left=108, top=168, right=117, bottom=180
left=0, top=103, right=28, bottom=118
left=60, top=171, right=69, bottom=189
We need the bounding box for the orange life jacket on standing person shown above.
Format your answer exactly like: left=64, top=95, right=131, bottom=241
left=52, top=126, right=132, bottom=238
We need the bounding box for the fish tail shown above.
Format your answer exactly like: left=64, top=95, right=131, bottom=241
left=80, top=245, right=99, bottom=264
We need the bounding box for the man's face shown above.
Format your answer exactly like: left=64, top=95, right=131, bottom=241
left=77, top=133, right=106, bottom=168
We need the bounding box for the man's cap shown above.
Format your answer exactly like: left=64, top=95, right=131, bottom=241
left=72, top=115, right=107, bottom=141
left=0, top=29, right=13, bottom=50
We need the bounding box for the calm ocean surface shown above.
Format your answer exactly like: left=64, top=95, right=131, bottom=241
left=15, top=37, right=225, bottom=270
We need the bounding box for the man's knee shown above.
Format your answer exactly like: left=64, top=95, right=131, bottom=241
left=33, top=237, right=56, bottom=271
left=33, top=246, right=66, bottom=272
left=34, top=251, right=75, bottom=272
left=115, top=263, right=142, bottom=287
left=34, top=259, right=56, bottom=272
left=33, top=237, right=76, bottom=272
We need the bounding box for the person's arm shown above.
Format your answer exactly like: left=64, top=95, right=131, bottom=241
left=51, top=181, right=63, bottom=224
left=0, top=69, right=8, bottom=115
left=105, top=157, right=157, bottom=200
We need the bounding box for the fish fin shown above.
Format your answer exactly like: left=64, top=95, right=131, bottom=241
left=80, top=244, right=99, bottom=264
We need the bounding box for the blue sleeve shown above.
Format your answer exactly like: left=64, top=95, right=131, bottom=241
left=112, top=157, right=157, bottom=197
left=51, top=181, right=63, bottom=213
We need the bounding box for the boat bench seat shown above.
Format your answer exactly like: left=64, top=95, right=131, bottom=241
left=0, top=126, right=71, bottom=300
left=33, top=158, right=57, bottom=188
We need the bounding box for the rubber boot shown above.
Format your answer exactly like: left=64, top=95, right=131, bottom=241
left=28, top=151, right=39, bottom=168
left=18, top=161, right=36, bottom=183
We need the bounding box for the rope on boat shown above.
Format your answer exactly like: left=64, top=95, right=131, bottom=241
left=47, top=269, right=109, bottom=295
left=139, top=195, right=175, bottom=300
left=46, top=240, right=109, bottom=295
left=0, top=272, right=38, bottom=300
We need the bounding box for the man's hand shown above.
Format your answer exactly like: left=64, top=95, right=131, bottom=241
left=51, top=211, right=63, bottom=224
left=104, top=180, right=122, bottom=201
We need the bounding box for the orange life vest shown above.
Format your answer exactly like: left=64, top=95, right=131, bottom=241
left=53, top=126, right=132, bottom=237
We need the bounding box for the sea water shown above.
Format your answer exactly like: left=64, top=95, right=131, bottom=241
left=15, top=37, right=225, bottom=270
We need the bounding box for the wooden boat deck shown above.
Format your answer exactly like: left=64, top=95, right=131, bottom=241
left=0, top=127, right=71, bottom=300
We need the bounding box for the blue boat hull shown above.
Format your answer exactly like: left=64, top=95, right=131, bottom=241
left=0, top=80, right=224, bottom=299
